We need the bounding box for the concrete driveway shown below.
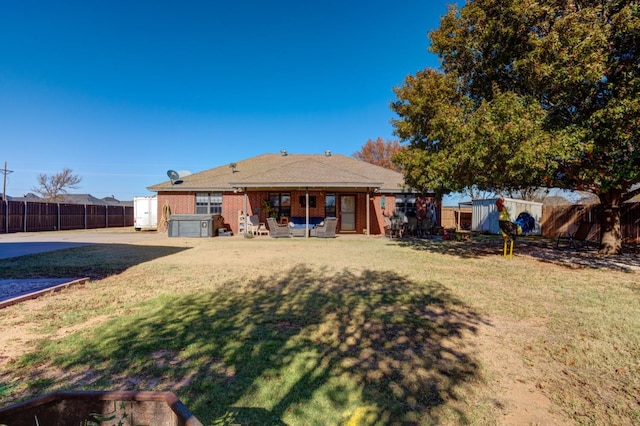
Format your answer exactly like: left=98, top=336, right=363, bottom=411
left=0, top=229, right=164, bottom=260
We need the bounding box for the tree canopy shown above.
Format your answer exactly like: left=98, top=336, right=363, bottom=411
left=391, top=0, right=640, bottom=254
left=32, top=168, right=82, bottom=201
left=353, top=137, right=404, bottom=172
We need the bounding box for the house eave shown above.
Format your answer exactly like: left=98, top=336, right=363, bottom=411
left=230, top=181, right=384, bottom=189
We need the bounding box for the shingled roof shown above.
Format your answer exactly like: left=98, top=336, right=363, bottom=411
left=148, top=153, right=406, bottom=193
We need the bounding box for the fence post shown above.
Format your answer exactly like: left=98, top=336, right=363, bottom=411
left=23, top=201, right=27, bottom=232
left=84, top=204, right=87, bottom=229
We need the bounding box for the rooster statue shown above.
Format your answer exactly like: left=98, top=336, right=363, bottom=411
left=496, top=198, right=535, bottom=259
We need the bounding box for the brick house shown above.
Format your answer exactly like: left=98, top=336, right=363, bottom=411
left=147, top=151, right=437, bottom=236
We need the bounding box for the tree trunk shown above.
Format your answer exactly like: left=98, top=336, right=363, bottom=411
left=598, top=189, right=623, bottom=255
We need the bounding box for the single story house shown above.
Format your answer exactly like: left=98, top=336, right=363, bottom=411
left=147, top=151, right=439, bottom=236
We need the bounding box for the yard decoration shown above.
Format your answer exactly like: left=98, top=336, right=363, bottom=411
left=496, top=198, right=535, bottom=259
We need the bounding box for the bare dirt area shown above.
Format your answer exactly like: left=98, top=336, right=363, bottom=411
left=472, top=318, right=573, bottom=425
left=1, top=229, right=638, bottom=424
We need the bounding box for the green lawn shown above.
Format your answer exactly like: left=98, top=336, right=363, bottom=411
left=0, top=235, right=638, bottom=424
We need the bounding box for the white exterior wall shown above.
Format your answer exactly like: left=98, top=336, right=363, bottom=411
left=471, top=197, right=543, bottom=235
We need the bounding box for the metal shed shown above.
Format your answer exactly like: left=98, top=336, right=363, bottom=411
left=472, top=198, right=543, bottom=235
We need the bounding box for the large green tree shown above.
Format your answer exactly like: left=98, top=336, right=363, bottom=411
left=391, top=0, right=640, bottom=254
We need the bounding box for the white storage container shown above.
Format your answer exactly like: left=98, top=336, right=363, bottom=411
left=134, top=196, right=158, bottom=231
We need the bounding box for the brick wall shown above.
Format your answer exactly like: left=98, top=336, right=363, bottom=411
left=156, top=190, right=427, bottom=236
left=157, top=192, right=195, bottom=217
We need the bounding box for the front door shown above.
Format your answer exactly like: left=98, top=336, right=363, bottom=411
left=340, top=195, right=356, bottom=232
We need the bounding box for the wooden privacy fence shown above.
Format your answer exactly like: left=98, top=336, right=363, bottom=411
left=542, top=203, right=640, bottom=244
left=1, top=200, right=134, bottom=234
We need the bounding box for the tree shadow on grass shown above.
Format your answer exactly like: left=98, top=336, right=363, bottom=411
left=393, top=235, right=506, bottom=259
left=396, top=235, right=640, bottom=272
left=0, top=244, right=191, bottom=280
left=7, top=265, right=488, bottom=424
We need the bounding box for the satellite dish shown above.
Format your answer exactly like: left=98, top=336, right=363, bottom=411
left=167, top=169, right=184, bottom=185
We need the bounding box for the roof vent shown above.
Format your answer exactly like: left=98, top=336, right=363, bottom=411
left=325, top=150, right=331, bottom=157
left=229, top=162, right=237, bottom=173
left=281, top=149, right=288, bottom=156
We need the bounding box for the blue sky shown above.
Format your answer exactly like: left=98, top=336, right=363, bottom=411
left=1, top=1, right=451, bottom=201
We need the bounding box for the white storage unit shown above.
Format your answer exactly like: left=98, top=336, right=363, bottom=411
left=472, top=197, right=543, bottom=235
left=134, top=196, right=158, bottom=231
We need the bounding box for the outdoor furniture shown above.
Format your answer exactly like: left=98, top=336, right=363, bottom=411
left=556, top=222, right=596, bottom=250
left=248, top=215, right=269, bottom=236
left=384, top=216, right=401, bottom=238
left=403, top=216, right=418, bottom=238
left=312, top=217, right=337, bottom=238
left=419, top=218, right=433, bottom=238
left=289, top=227, right=309, bottom=237
left=288, top=216, right=323, bottom=237
left=267, top=217, right=291, bottom=238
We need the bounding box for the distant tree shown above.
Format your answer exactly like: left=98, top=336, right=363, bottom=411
left=505, top=187, right=551, bottom=203
left=462, top=185, right=496, bottom=201
left=32, top=168, right=82, bottom=201
left=353, top=137, right=404, bottom=172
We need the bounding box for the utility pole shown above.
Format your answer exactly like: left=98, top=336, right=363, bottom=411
left=1, top=161, right=12, bottom=201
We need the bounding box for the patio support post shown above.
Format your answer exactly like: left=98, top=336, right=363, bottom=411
left=243, top=189, right=247, bottom=225
left=305, top=188, right=309, bottom=238
left=366, top=189, right=371, bottom=236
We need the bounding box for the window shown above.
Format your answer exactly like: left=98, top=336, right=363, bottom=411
left=196, top=193, right=222, bottom=214
left=395, top=194, right=416, bottom=215
left=325, top=194, right=336, bottom=218
left=299, top=195, right=317, bottom=208
left=268, top=192, right=291, bottom=218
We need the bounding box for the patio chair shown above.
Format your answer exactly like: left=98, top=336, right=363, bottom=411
left=249, top=215, right=269, bottom=236
left=313, top=217, right=337, bottom=238
left=384, top=216, right=394, bottom=238
left=403, top=216, right=418, bottom=238
left=556, top=221, right=596, bottom=250
left=267, top=217, right=290, bottom=238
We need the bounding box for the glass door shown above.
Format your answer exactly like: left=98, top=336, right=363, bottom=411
left=340, top=195, right=356, bottom=231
